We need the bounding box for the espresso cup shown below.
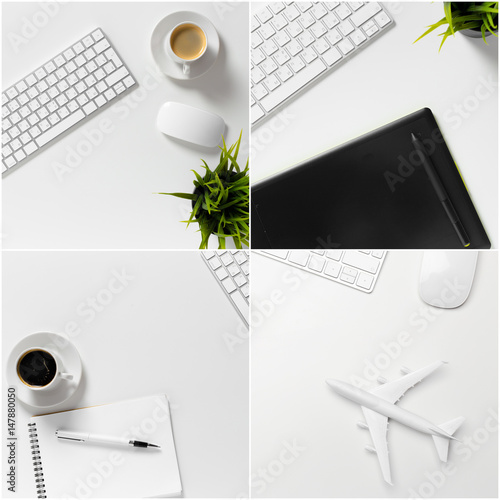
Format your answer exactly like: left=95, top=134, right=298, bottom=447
left=16, top=348, right=73, bottom=392
left=166, top=22, right=207, bottom=75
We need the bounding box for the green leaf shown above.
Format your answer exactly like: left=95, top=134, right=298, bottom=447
left=158, top=192, right=198, bottom=200
left=444, top=2, right=454, bottom=34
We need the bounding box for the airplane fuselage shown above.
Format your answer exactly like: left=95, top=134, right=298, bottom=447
left=329, top=380, right=452, bottom=439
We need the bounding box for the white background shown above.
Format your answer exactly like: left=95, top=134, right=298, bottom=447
left=2, top=250, right=249, bottom=497
left=251, top=2, right=498, bottom=247
left=2, top=2, right=249, bottom=249
left=251, top=250, right=498, bottom=497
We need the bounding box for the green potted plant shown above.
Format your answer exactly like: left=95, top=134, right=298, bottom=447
left=415, top=2, right=498, bottom=50
left=160, top=131, right=249, bottom=249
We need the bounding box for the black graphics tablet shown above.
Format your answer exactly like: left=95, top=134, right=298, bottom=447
left=251, top=108, right=490, bottom=249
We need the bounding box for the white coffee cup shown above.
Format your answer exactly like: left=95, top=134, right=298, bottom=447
left=166, top=22, right=208, bottom=75
left=16, top=347, right=73, bottom=392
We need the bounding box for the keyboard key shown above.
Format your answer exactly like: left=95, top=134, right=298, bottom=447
left=82, top=101, right=97, bottom=115
left=274, top=48, right=291, bottom=65
left=342, top=266, right=358, bottom=278
left=24, top=141, right=38, bottom=155
left=260, top=22, right=276, bottom=40
left=274, top=30, right=291, bottom=46
left=339, top=20, right=355, bottom=36
left=269, top=2, right=286, bottom=14
left=323, top=13, right=340, bottom=29
left=325, top=260, right=341, bottom=278
left=299, top=31, right=315, bottom=47
left=310, top=22, right=327, bottom=38
left=260, top=58, right=326, bottom=112
left=323, top=46, right=342, bottom=66
left=35, top=109, right=85, bottom=147
left=252, top=32, right=264, bottom=49
left=335, top=4, right=352, bottom=20
left=222, top=277, right=237, bottom=294
left=311, top=4, right=328, bottom=19
left=234, top=273, right=247, bottom=287
left=6, top=87, right=18, bottom=99
left=251, top=104, right=265, bottom=124
left=252, top=67, right=266, bottom=84
left=264, top=74, right=281, bottom=91
left=257, top=7, right=273, bottom=23
left=286, top=40, right=302, bottom=56
left=357, top=273, right=374, bottom=290
left=351, top=2, right=381, bottom=26
left=362, top=20, right=379, bottom=37
left=209, top=257, right=222, bottom=270
left=326, top=250, right=343, bottom=260
left=288, top=251, right=309, bottom=266
left=14, top=149, right=26, bottom=162
left=252, top=83, right=268, bottom=100
left=234, top=252, right=248, bottom=264
left=350, top=29, right=367, bottom=45
left=340, top=272, right=355, bottom=284
left=375, top=11, right=391, bottom=27
left=287, top=20, right=303, bottom=37
left=105, top=66, right=129, bottom=87
left=301, top=47, right=318, bottom=63
left=308, top=255, right=326, bottom=272
left=229, top=290, right=249, bottom=320
left=325, top=29, right=342, bottom=45
left=215, top=266, right=229, bottom=280
left=313, top=38, right=330, bottom=54
left=271, top=13, right=288, bottom=31
left=337, top=38, right=355, bottom=54
left=289, top=56, right=305, bottom=72
left=277, top=65, right=293, bottom=80
left=92, top=29, right=104, bottom=41
left=105, top=48, right=123, bottom=69
left=283, top=5, right=300, bottom=21
left=298, top=12, right=315, bottom=29
left=262, top=250, right=288, bottom=259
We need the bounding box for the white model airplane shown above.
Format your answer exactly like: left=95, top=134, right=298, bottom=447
left=326, top=361, right=464, bottom=485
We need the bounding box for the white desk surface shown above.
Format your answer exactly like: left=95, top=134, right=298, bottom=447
left=251, top=250, right=498, bottom=497
left=2, top=2, right=249, bottom=249
left=2, top=251, right=249, bottom=497
left=251, top=2, right=498, bottom=248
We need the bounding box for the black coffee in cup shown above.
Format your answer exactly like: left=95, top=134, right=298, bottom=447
left=17, top=349, right=57, bottom=387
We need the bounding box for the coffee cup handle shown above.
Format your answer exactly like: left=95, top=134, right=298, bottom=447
left=60, top=372, right=74, bottom=381
left=182, top=62, right=191, bottom=76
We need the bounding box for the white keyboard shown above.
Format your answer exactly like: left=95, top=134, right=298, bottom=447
left=2, top=29, right=136, bottom=175
left=251, top=2, right=393, bottom=125
left=202, top=251, right=250, bottom=326
left=259, top=250, right=386, bottom=293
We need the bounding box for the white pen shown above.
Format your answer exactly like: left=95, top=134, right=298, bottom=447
left=55, top=430, right=161, bottom=449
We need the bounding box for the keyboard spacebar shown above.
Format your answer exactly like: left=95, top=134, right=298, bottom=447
left=260, top=59, right=327, bottom=113
left=35, top=109, right=86, bottom=148
left=229, top=290, right=249, bottom=322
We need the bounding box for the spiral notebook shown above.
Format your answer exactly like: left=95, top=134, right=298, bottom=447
left=28, top=394, right=182, bottom=498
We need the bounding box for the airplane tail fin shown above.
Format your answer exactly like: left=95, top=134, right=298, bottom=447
left=432, top=417, right=465, bottom=462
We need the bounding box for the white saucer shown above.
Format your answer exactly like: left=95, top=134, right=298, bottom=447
left=151, top=11, right=220, bottom=80
left=6, top=332, right=83, bottom=409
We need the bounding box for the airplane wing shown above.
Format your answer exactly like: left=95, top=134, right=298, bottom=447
left=360, top=361, right=445, bottom=483
left=361, top=406, right=392, bottom=485
left=369, top=361, right=444, bottom=404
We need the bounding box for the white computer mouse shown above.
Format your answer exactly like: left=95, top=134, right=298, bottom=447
left=156, top=102, right=225, bottom=148
left=419, top=251, right=478, bottom=308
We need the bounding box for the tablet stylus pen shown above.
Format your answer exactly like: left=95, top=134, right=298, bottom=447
left=410, top=133, right=470, bottom=247
left=55, top=430, right=161, bottom=449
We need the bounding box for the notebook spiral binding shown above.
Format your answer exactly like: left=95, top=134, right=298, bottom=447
left=28, top=422, right=47, bottom=499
